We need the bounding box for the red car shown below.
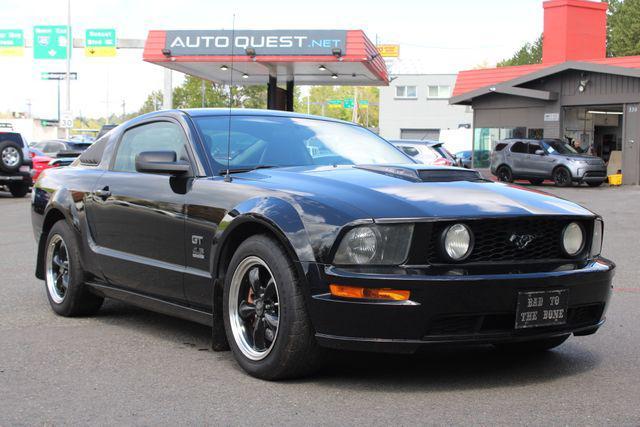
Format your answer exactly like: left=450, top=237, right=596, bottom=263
left=29, top=148, right=77, bottom=181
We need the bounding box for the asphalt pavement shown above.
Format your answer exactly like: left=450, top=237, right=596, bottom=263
left=1, top=184, right=639, bottom=425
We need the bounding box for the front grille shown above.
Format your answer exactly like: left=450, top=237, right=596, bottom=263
left=585, top=171, right=606, bottom=178
left=425, top=303, right=604, bottom=337
left=424, top=218, right=589, bottom=264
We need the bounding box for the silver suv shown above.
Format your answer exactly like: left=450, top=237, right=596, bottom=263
left=490, top=139, right=607, bottom=187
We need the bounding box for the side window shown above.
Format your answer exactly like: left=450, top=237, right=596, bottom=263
left=44, top=142, right=64, bottom=153
left=528, top=143, right=542, bottom=154
left=399, top=146, right=419, bottom=157
left=79, top=135, right=110, bottom=166
left=494, top=143, right=507, bottom=152
left=113, top=121, right=188, bottom=173
left=510, top=141, right=527, bottom=154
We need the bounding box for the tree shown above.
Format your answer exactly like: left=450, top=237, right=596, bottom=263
left=300, top=85, right=379, bottom=128
left=497, top=35, right=543, bottom=67
left=607, top=0, right=640, bottom=56
left=138, top=90, right=163, bottom=115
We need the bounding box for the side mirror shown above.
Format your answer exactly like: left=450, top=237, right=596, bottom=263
left=535, top=149, right=545, bottom=156
left=135, top=151, right=190, bottom=175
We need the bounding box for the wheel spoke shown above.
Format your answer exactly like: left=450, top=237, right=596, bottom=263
left=53, top=255, right=65, bottom=269
left=263, top=279, right=277, bottom=300
left=253, top=318, right=266, bottom=350
left=238, top=300, right=256, bottom=320
left=248, top=267, right=262, bottom=294
left=264, top=312, right=278, bottom=329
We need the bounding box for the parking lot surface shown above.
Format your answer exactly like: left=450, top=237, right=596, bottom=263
left=1, top=185, right=639, bottom=425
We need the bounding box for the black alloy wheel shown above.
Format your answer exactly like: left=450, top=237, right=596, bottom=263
left=553, top=167, right=572, bottom=187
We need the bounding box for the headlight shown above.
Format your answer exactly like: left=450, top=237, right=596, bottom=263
left=441, top=223, right=473, bottom=261
left=333, top=224, right=414, bottom=265
left=562, top=222, right=585, bottom=256
left=590, top=219, right=603, bottom=257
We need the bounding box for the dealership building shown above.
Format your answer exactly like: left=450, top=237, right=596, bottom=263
left=451, top=0, right=640, bottom=185
left=379, top=73, right=473, bottom=140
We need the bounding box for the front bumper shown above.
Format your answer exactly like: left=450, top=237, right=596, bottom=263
left=304, top=258, right=614, bottom=353
left=572, top=164, right=607, bottom=183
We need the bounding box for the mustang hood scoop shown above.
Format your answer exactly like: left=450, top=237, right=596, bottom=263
left=354, top=165, right=484, bottom=183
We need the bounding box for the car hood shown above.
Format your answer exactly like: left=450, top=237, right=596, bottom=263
left=233, top=164, right=594, bottom=220
left=557, top=153, right=602, bottom=162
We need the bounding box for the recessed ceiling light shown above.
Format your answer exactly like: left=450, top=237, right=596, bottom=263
left=220, top=65, right=228, bottom=71
left=331, top=74, right=338, bottom=79
left=242, top=73, right=249, bottom=79
left=318, top=65, right=327, bottom=71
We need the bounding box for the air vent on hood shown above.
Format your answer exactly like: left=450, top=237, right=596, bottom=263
left=355, top=165, right=484, bottom=183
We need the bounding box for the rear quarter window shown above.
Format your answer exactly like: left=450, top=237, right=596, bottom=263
left=79, top=136, right=110, bottom=166
left=494, top=143, right=507, bottom=152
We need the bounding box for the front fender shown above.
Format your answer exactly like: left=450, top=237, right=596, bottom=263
left=214, top=196, right=316, bottom=269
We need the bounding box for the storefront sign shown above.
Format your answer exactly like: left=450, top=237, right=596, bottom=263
left=165, top=30, right=347, bottom=56
left=0, top=30, right=24, bottom=56
left=544, top=112, right=560, bottom=122
left=376, top=44, right=399, bottom=58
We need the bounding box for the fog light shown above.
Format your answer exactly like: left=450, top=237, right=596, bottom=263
left=329, top=284, right=410, bottom=301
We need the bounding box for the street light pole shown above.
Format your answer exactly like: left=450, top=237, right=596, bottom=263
left=65, top=0, right=71, bottom=138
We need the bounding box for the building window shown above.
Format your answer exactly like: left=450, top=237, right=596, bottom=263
left=427, top=85, right=451, bottom=99
left=395, top=85, right=417, bottom=99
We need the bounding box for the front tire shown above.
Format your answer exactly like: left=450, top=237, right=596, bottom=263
left=223, top=234, right=324, bottom=380
left=493, top=334, right=569, bottom=353
left=587, top=181, right=604, bottom=187
left=553, top=167, right=573, bottom=187
left=528, top=178, right=544, bottom=186
left=8, top=181, right=29, bottom=197
left=44, top=221, right=104, bottom=316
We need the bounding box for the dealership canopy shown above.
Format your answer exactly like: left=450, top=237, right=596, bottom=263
left=143, top=30, right=388, bottom=86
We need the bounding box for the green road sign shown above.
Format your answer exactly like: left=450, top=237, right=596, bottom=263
left=85, top=29, right=116, bottom=57
left=41, top=72, right=77, bottom=80
left=33, top=25, right=70, bottom=60
left=327, top=99, right=342, bottom=109
left=343, top=98, right=354, bottom=109
left=0, top=29, right=24, bottom=56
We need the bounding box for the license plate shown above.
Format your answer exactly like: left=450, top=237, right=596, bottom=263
left=515, top=289, right=568, bottom=329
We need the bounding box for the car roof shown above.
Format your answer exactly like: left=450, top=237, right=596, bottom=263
left=389, top=139, right=441, bottom=147
left=144, top=108, right=355, bottom=126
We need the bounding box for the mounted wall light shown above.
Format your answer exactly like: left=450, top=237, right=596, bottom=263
left=161, top=48, right=171, bottom=57
left=245, top=47, right=256, bottom=58
left=332, top=48, right=342, bottom=58
left=220, top=65, right=228, bottom=71
left=578, top=73, right=590, bottom=93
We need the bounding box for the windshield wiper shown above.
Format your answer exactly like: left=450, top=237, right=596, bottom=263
left=219, top=165, right=279, bottom=175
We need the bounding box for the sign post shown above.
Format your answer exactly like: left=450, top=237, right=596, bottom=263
left=0, top=30, right=24, bottom=56
left=33, top=25, right=69, bottom=60
left=85, top=29, right=116, bottom=57
left=41, top=72, right=77, bottom=124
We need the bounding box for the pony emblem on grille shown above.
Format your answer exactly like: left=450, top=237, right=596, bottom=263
left=509, top=233, right=536, bottom=249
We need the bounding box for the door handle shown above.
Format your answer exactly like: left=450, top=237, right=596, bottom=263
left=94, top=187, right=111, bottom=200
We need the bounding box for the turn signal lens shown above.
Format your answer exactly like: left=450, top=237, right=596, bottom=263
left=329, top=284, right=410, bottom=301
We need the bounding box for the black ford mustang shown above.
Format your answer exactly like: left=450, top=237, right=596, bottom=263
left=31, top=109, right=614, bottom=379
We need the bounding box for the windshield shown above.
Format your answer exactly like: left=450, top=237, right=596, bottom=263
left=542, top=139, right=579, bottom=155
left=195, top=116, right=412, bottom=171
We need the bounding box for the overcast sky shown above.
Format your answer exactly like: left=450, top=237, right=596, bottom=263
left=1, top=0, right=545, bottom=119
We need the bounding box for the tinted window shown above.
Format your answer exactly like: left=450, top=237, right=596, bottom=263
left=542, top=139, right=578, bottom=155
left=399, top=146, right=420, bottom=157
left=494, top=143, right=507, bottom=152
left=79, top=135, right=110, bottom=165
left=528, top=143, right=542, bottom=154
left=43, top=141, right=65, bottom=153
left=67, top=142, right=92, bottom=152
left=510, top=141, right=527, bottom=153
left=113, top=121, right=188, bottom=173
left=195, top=116, right=411, bottom=170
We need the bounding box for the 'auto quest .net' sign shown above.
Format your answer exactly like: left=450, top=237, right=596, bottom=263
left=165, top=30, right=347, bottom=56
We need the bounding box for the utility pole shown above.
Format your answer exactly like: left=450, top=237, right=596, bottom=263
left=64, top=0, right=71, bottom=138
left=201, top=79, right=206, bottom=108
left=121, top=99, right=125, bottom=119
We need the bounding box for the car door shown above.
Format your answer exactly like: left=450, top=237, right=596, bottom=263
left=508, top=141, right=528, bottom=175
left=526, top=141, right=555, bottom=177
left=87, top=119, right=192, bottom=301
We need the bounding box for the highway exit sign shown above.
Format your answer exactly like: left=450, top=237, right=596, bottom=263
left=85, top=29, right=116, bottom=57
left=33, top=25, right=70, bottom=60
left=0, top=30, right=24, bottom=56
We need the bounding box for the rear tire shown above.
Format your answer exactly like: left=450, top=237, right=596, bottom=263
left=496, top=166, right=513, bottom=183
left=587, top=181, right=604, bottom=187
left=8, top=181, right=29, bottom=197
left=553, top=167, right=573, bottom=187
left=493, top=334, right=569, bottom=353
left=0, top=140, right=23, bottom=173
left=528, top=178, right=544, bottom=186
left=223, top=234, right=324, bottom=380
left=44, top=221, right=104, bottom=316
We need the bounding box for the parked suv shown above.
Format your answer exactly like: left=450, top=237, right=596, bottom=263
left=0, top=125, right=32, bottom=197
left=491, top=139, right=607, bottom=187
